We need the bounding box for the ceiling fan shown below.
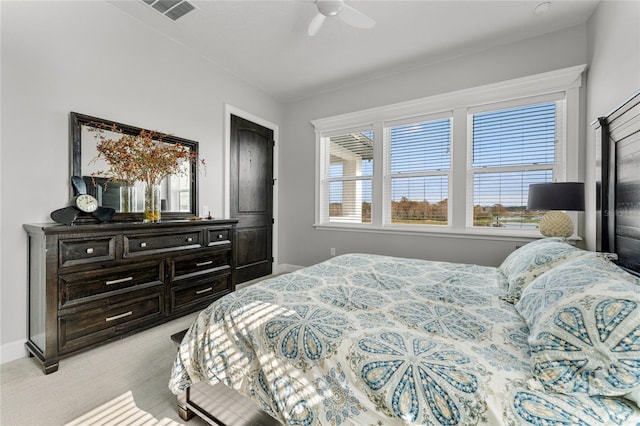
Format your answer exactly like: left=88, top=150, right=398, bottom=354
left=308, top=0, right=376, bottom=36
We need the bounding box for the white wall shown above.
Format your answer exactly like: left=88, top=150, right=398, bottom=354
left=0, top=1, right=283, bottom=363
left=278, top=25, right=589, bottom=269
left=584, top=0, right=640, bottom=250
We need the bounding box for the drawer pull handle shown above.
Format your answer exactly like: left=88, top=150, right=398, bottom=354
left=106, top=311, right=133, bottom=322
left=86, top=248, right=94, bottom=254
left=187, top=237, right=193, bottom=242
left=105, top=277, right=133, bottom=285
left=196, top=287, right=213, bottom=295
left=140, top=242, right=147, bottom=248
left=218, top=234, right=224, bottom=239
left=196, top=261, right=213, bottom=267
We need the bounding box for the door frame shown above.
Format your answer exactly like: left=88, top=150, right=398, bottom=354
left=223, top=104, right=279, bottom=274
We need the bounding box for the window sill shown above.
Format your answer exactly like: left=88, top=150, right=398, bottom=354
left=313, top=223, right=581, bottom=243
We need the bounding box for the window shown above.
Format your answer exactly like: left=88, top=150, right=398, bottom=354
left=319, top=129, right=373, bottom=224
left=312, top=65, right=585, bottom=238
left=469, top=99, right=564, bottom=229
left=385, top=116, right=451, bottom=225
left=168, top=161, right=192, bottom=212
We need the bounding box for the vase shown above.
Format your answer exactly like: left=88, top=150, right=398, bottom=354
left=144, top=182, right=161, bottom=222
left=120, top=183, right=137, bottom=213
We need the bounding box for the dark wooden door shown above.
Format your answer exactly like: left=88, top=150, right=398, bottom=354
left=230, top=115, right=274, bottom=284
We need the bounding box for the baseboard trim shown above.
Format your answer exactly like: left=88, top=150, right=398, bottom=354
left=275, top=264, right=303, bottom=274
left=1, top=339, right=28, bottom=365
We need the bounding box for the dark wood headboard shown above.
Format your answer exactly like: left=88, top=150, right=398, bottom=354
left=593, top=90, right=640, bottom=277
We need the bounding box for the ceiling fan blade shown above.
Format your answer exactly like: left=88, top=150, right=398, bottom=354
left=339, top=4, right=375, bottom=29
left=308, top=13, right=327, bottom=36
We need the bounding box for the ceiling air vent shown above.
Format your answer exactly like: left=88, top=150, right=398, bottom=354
left=142, top=0, right=195, bottom=21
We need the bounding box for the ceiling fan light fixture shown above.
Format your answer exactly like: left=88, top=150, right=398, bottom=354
left=535, top=2, right=551, bottom=15
left=317, top=0, right=344, bottom=17
left=308, top=0, right=375, bottom=36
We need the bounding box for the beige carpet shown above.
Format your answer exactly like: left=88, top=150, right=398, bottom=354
left=64, top=391, right=183, bottom=426
left=0, top=313, right=208, bottom=426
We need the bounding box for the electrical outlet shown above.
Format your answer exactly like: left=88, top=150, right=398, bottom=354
left=330, top=248, right=336, bottom=256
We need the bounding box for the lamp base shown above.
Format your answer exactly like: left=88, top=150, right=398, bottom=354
left=539, top=211, right=574, bottom=238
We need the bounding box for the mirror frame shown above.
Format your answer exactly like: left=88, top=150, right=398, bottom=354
left=70, top=111, right=199, bottom=221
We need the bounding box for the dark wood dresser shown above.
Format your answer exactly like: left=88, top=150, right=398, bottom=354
left=23, top=219, right=237, bottom=374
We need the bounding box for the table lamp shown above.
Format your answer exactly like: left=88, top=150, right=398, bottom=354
left=528, top=182, right=585, bottom=237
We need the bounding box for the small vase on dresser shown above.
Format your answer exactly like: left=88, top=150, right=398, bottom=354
left=143, top=182, right=161, bottom=222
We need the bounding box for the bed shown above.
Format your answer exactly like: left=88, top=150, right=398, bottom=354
left=169, top=91, right=640, bottom=425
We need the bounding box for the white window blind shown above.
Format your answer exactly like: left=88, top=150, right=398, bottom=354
left=320, top=129, right=373, bottom=224
left=384, top=117, right=451, bottom=225
left=470, top=100, right=563, bottom=229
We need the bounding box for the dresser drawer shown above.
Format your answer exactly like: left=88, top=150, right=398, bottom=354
left=207, top=228, right=231, bottom=246
left=171, top=251, right=231, bottom=282
left=172, top=273, right=231, bottom=312
left=58, top=288, right=164, bottom=354
left=124, top=231, right=201, bottom=257
left=59, top=236, right=116, bottom=268
left=59, top=261, right=164, bottom=308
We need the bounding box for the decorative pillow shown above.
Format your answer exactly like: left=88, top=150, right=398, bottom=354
left=499, top=238, right=583, bottom=300
left=515, top=253, right=637, bottom=327
left=516, top=254, right=640, bottom=398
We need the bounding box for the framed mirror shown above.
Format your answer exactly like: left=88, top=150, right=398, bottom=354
left=70, top=112, right=199, bottom=221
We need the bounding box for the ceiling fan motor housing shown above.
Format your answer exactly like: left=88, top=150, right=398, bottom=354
left=309, top=0, right=375, bottom=36
left=317, top=0, right=344, bottom=17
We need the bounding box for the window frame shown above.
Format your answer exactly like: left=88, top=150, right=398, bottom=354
left=466, top=95, right=566, bottom=230
left=383, top=112, right=453, bottom=226
left=319, top=126, right=374, bottom=224
left=312, top=65, right=586, bottom=239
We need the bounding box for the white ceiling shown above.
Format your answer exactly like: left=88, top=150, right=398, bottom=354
left=108, top=0, right=599, bottom=102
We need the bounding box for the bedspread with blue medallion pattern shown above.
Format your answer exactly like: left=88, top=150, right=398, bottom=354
left=169, top=253, right=640, bottom=425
